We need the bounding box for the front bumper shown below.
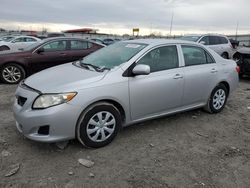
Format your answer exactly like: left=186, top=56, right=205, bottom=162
left=13, top=85, right=82, bottom=143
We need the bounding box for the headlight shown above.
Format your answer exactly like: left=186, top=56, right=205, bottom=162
left=32, top=92, right=77, bottom=109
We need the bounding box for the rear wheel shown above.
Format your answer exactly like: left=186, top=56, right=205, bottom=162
left=204, top=84, right=228, bottom=113
left=0, top=45, right=10, bottom=51
left=76, top=102, right=122, bottom=148
left=0, top=63, right=25, bottom=84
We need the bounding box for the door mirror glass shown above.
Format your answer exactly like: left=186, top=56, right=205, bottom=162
left=132, top=64, right=150, bottom=75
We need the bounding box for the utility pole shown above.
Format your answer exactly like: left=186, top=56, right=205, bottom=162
left=169, top=12, right=174, bottom=37
left=235, top=21, right=239, bottom=41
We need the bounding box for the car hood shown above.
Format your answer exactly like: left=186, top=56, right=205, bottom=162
left=24, top=62, right=107, bottom=93
left=237, top=47, right=250, bottom=54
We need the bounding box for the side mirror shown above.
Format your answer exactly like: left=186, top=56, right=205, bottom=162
left=199, top=41, right=206, bottom=45
left=11, top=41, right=16, bottom=43
left=132, top=64, right=150, bottom=76
left=37, top=48, right=44, bottom=54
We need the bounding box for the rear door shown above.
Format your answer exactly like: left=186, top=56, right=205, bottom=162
left=208, top=36, right=224, bottom=55
left=181, top=45, right=218, bottom=106
left=129, top=45, right=184, bottom=120
left=69, top=40, right=97, bottom=61
left=24, top=37, right=39, bottom=47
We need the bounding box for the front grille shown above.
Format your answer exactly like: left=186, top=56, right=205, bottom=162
left=17, top=96, right=27, bottom=106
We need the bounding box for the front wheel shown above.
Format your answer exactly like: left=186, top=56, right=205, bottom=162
left=76, top=102, right=122, bottom=148
left=204, top=84, right=228, bottom=113
left=0, top=63, right=25, bottom=84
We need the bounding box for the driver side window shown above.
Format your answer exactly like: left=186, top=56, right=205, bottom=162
left=137, top=45, right=179, bottom=73
left=13, top=38, right=25, bottom=43
left=43, top=41, right=67, bottom=52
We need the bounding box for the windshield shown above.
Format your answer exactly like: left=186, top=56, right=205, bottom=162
left=80, top=42, right=147, bottom=69
left=180, top=36, right=201, bottom=42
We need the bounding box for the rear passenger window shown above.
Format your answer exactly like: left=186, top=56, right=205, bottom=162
left=137, top=45, right=179, bottom=72
left=182, top=46, right=214, bottom=66
left=25, top=37, right=37, bottom=42
left=209, top=36, right=220, bottom=45
left=70, top=40, right=89, bottom=50
left=218, top=37, right=228, bottom=44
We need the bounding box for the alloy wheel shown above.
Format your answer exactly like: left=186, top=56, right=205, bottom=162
left=2, top=66, right=22, bottom=83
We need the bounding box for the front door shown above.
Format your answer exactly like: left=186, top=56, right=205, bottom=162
left=129, top=45, right=184, bottom=120
left=29, top=40, right=72, bottom=73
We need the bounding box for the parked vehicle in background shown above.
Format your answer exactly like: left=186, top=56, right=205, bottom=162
left=0, top=36, right=15, bottom=42
left=0, top=36, right=41, bottom=51
left=103, top=38, right=115, bottom=45
left=13, top=39, right=239, bottom=148
left=90, top=38, right=105, bottom=45
left=47, top=33, right=65, bottom=38
left=233, top=47, right=250, bottom=77
left=114, top=38, right=121, bottom=42
left=181, top=34, right=234, bottom=59
left=0, top=37, right=104, bottom=84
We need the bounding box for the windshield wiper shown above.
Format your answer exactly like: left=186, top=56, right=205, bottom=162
left=80, top=62, right=110, bottom=72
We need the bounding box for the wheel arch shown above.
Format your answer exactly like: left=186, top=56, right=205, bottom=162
left=218, top=81, right=230, bottom=95
left=75, top=98, right=127, bottom=133
left=221, top=52, right=229, bottom=59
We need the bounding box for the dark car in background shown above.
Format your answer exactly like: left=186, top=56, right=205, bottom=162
left=0, top=37, right=104, bottom=84
left=90, top=38, right=105, bottom=45
left=233, top=47, right=250, bottom=77
left=103, top=38, right=115, bottom=45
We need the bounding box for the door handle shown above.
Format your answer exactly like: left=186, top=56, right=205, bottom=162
left=60, top=53, right=66, bottom=56
left=211, top=68, right=218, bottom=73
left=173, top=74, right=183, bottom=79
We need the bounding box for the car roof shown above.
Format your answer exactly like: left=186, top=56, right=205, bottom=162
left=183, top=34, right=228, bottom=37
left=42, top=37, right=89, bottom=42
left=122, top=39, right=198, bottom=46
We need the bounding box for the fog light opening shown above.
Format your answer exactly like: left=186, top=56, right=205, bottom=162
left=38, top=125, right=50, bottom=135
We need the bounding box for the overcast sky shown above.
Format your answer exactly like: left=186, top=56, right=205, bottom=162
left=0, top=0, right=249, bottom=35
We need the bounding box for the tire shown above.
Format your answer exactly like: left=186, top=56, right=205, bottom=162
left=221, top=52, right=229, bottom=59
left=204, top=84, right=228, bottom=113
left=0, top=45, right=10, bottom=51
left=76, top=102, right=122, bottom=148
left=0, top=63, right=26, bottom=84
left=239, top=73, right=244, bottom=79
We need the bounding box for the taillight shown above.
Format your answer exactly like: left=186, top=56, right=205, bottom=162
left=236, top=66, right=240, bottom=73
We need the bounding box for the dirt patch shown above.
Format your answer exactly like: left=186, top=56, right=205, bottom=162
left=0, top=79, right=250, bottom=188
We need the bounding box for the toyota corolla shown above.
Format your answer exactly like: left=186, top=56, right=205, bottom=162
left=13, top=39, right=239, bottom=148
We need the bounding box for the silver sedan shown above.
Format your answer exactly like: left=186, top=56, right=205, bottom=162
left=13, top=39, right=239, bottom=148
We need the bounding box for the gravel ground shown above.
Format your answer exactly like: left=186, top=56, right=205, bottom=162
left=0, top=79, right=250, bottom=188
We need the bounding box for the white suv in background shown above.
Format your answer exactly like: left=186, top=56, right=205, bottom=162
left=181, top=34, right=234, bottom=59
